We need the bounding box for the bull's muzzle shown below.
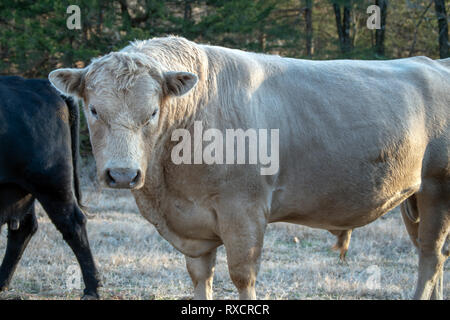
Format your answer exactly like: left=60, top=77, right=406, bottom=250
left=105, top=168, right=142, bottom=189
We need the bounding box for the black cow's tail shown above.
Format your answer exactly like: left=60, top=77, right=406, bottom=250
left=62, top=95, right=85, bottom=211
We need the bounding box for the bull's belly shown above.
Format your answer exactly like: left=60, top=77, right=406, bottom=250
left=268, top=183, right=420, bottom=229
left=269, top=130, right=426, bottom=229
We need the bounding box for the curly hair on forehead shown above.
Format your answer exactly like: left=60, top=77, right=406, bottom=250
left=84, top=51, right=164, bottom=91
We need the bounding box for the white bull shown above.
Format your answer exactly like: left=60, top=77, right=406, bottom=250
left=49, top=36, right=449, bottom=299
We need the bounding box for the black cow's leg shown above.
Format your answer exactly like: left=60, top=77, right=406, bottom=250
left=38, top=197, right=101, bottom=299
left=0, top=207, right=38, bottom=291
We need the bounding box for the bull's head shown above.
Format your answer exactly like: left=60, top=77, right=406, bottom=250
left=49, top=52, right=198, bottom=189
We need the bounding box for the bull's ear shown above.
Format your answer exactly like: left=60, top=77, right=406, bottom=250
left=48, top=68, right=85, bottom=98
left=163, top=71, right=198, bottom=97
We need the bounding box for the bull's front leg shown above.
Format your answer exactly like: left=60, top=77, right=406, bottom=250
left=218, top=204, right=267, bottom=300
left=185, top=248, right=217, bottom=300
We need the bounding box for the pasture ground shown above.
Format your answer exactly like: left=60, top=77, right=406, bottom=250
left=0, top=159, right=448, bottom=300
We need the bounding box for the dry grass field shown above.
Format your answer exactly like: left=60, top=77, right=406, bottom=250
left=0, top=159, right=448, bottom=300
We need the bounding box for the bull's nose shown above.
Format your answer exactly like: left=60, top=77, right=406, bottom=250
left=105, top=168, right=142, bottom=189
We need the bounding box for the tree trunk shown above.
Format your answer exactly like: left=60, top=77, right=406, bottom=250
left=333, top=2, right=352, bottom=54
left=434, top=0, right=449, bottom=58
left=184, top=0, right=193, bottom=22
left=259, top=31, right=267, bottom=52
left=97, top=1, right=103, bottom=35
left=333, top=4, right=344, bottom=49
left=304, top=0, right=313, bottom=57
left=118, top=0, right=149, bottom=28
left=375, top=0, right=388, bottom=56
left=342, top=5, right=351, bottom=51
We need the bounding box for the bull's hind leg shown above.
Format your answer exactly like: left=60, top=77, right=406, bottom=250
left=401, top=195, right=448, bottom=300
left=0, top=204, right=38, bottom=291
left=329, top=229, right=352, bottom=261
left=430, top=233, right=448, bottom=300
left=431, top=268, right=444, bottom=300
left=412, top=181, right=450, bottom=300
left=185, top=248, right=217, bottom=300
left=37, top=196, right=101, bottom=299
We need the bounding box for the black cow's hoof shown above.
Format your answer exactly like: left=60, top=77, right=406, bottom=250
left=81, top=288, right=100, bottom=300
left=0, top=284, right=8, bottom=292
left=81, top=293, right=99, bottom=300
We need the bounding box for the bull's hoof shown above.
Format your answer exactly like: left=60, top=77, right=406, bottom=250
left=0, top=286, right=8, bottom=292
left=339, top=251, right=348, bottom=262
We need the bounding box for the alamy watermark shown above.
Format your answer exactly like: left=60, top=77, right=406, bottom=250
left=367, top=5, right=381, bottom=30
left=363, top=265, right=381, bottom=290
left=66, top=5, right=81, bottom=30
left=171, top=121, right=280, bottom=176
left=65, top=264, right=81, bottom=291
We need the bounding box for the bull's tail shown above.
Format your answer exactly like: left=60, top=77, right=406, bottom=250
left=62, top=95, right=85, bottom=211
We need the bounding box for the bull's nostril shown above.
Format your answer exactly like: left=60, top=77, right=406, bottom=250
left=130, top=170, right=142, bottom=187
left=106, top=169, right=116, bottom=185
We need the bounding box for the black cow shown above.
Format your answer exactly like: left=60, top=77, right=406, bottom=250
left=0, top=76, right=100, bottom=299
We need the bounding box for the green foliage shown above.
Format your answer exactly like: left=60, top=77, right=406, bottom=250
left=1, top=0, right=446, bottom=75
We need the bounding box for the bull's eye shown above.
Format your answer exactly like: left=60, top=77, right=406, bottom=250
left=89, top=105, right=98, bottom=119
left=143, top=109, right=158, bottom=127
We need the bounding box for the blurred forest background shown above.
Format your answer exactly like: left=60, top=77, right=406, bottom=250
left=0, top=0, right=449, bottom=153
